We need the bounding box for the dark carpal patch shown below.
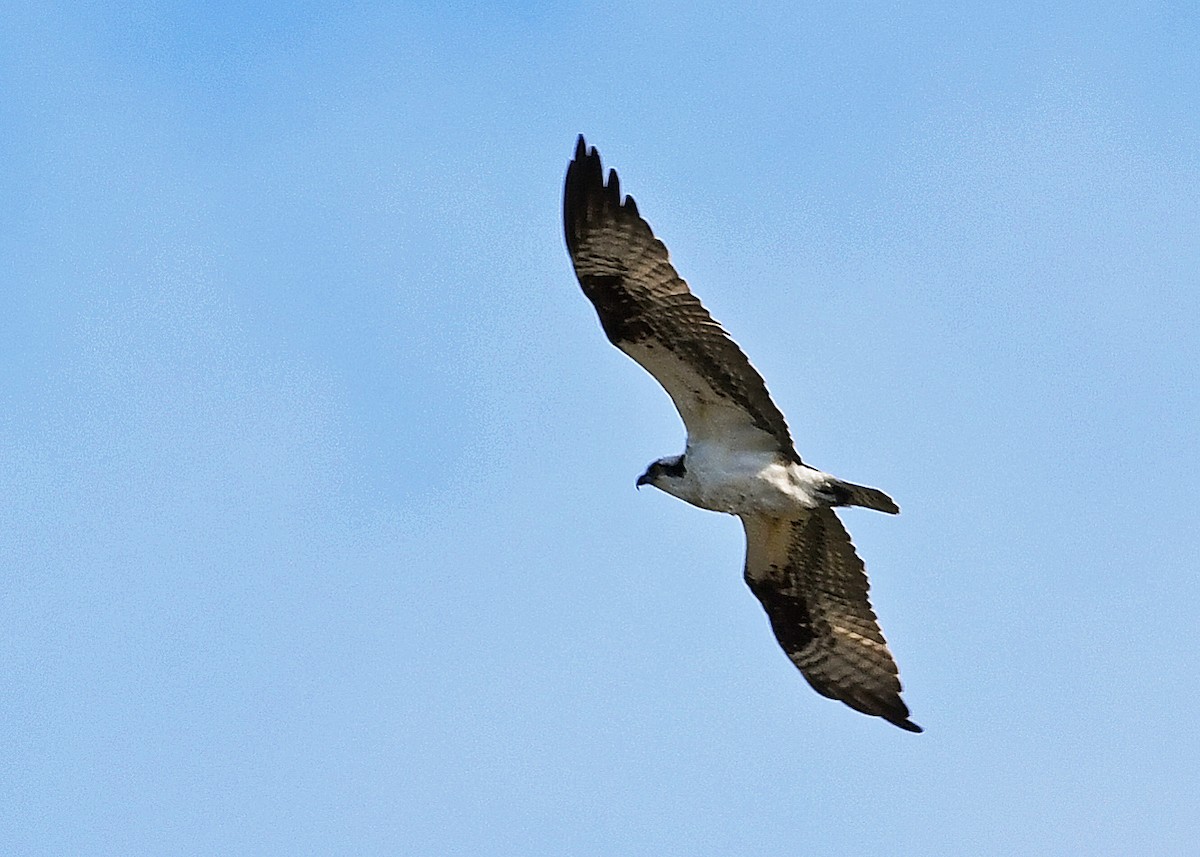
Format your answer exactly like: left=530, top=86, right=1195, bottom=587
left=745, top=567, right=817, bottom=655
left=579, top=274, right=653, bottom=344
left=566, top=137, right=921, bottom=733
left=743, top=511, right=922, bottom=733
left=563, top=135, right=803, bottom=462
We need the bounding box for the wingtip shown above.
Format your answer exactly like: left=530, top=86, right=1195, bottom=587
left=895, top=718, right=923, bottom=733
left=567, top=135, right=597, bottom=181
left=564, top=136, right=623, bottom=219
left=564, top=136, right=649, bottom=257
left=565, top=137, right=631, bottom=208
left=565, top=135, right=603, bottom=252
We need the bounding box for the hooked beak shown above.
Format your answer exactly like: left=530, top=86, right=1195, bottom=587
left=636, top=472, right=651, bottom=489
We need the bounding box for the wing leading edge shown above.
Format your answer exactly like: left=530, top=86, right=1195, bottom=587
left=563, top=136, right=800, bottom=460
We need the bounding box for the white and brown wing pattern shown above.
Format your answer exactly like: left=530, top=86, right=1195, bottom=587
left=563, top=136, right=800, bottom=461
left=742, top=510, right=921, bottom=732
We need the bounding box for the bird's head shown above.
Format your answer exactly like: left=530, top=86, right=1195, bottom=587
left=636, top=454, right=687, bottom=491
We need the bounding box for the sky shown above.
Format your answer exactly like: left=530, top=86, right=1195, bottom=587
left=2, top=1, right=1198, bottom=854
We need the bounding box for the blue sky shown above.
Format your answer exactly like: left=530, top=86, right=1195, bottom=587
left=3, top=2, right=1198, bottom=854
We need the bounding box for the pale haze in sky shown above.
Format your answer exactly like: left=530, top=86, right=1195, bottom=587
left=2, top=2, right=1198, bottom=855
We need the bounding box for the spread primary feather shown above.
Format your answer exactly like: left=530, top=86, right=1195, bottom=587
left=564, top=136, right=920, bottom=733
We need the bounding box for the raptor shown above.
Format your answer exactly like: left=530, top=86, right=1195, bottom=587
left=563, top=136, right=921, bottom=732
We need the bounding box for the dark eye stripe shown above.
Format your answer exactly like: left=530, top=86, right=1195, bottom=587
left=661, top=458, right=686, bottom=478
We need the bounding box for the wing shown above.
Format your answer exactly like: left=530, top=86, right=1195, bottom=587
left=563, top=136, right=800, bottom=462
left=741, top=509, right=921, bottom=732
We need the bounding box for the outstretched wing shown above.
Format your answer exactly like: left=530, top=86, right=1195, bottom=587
left=563, top=136, right=799, bottom=461
left=741, top=509, right=921, bottom=732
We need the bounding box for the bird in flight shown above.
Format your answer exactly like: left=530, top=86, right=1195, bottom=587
left=563, top=136, right=920, bottom=732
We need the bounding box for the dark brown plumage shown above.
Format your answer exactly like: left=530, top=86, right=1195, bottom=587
left=564, top=135, right=801, bottom=462
left=564, top=136, right=919, bottom=732
left=743, top=511, right=920, bottom=732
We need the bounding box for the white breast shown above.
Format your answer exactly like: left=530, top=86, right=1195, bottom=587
left=672, top=442, right=825, bottom=516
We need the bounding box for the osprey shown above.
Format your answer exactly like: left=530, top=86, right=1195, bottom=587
left=563, top=136, right=921, bottom=732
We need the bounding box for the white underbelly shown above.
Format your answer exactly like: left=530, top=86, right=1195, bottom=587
left=680, top=449, right=820, bottom=516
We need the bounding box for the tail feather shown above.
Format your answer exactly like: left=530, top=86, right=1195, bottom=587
left=831, top=481, right=900, bottom=515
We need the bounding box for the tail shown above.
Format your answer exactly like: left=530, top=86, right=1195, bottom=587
left=830, top=480, right=900, bottom=514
